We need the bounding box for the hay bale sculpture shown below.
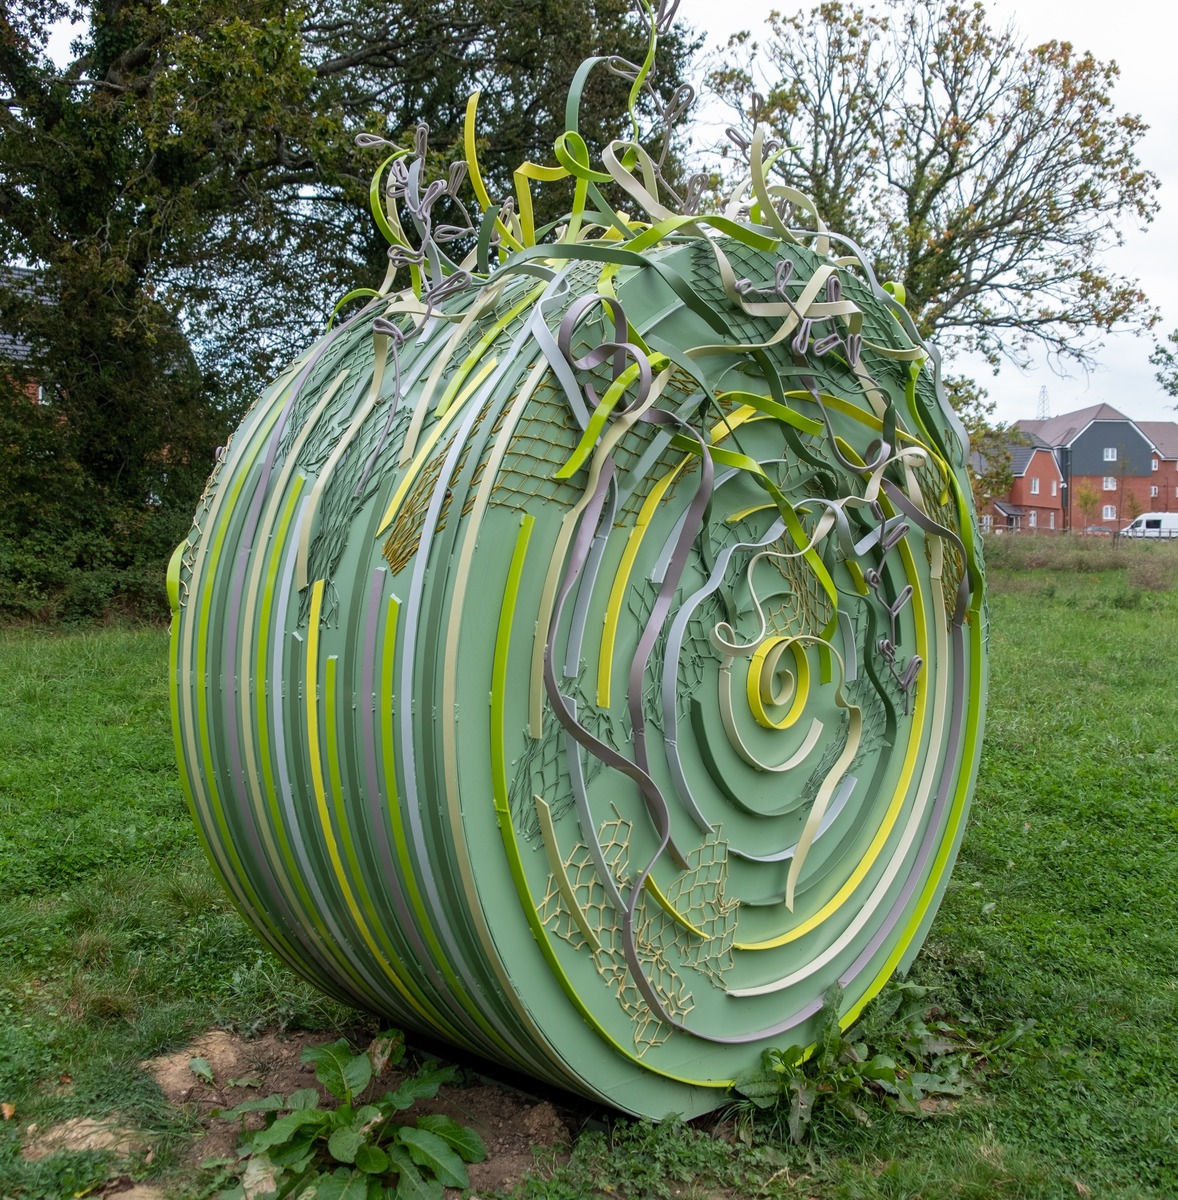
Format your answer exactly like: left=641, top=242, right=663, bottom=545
left=169, top=4, right=987, bottom=1119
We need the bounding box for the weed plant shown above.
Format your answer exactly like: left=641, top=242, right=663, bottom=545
left=209, top=1031, right=488, bottom=1198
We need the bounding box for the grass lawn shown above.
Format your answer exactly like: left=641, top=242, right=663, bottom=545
left=1, top=541, right=1176, bottom=1198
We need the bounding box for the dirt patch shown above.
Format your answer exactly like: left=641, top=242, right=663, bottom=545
left=22, top=1116, right=149, bottom=1161
left=144, top=1029, right=325, bottom=1117
left=143, top=1029, right=574, bottom=1195
left=101, top=1182, right=166, bottom=1200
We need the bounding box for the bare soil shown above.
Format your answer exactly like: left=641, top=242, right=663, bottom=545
left=21, top=1028, right=579, bottom=1198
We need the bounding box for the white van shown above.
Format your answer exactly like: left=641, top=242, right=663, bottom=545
left=1122, top=513, right=1178, bottom=538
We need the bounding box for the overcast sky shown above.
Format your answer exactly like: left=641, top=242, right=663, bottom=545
left=673, top=0, right=1178, bottom=427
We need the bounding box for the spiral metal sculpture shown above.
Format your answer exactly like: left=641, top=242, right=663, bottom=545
left=169, top=2, right=987, bottom=1118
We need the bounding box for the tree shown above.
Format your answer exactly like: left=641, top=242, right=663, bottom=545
left=944, top=375, right=1021, bottom=510
left=1150, top=330, right=1178, bottom=399
left=708, top=0, right=1159, bottom=371
left=0, top=0, right=697, bottom=616
left=1075, top=483, right=1100, bottom=529
left=3, top=0, right=697, bottom=393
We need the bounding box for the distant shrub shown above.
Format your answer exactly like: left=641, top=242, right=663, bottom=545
left=982, top=533, right=1178, bottom=596
left=1127, top=553, right=1178, bottom=593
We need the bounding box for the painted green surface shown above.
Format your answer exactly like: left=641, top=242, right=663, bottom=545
left=169, top=27, right=987, bottom=1118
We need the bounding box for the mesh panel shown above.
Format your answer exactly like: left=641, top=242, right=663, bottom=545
left=510, top=703, right=576, bottom=842
left=491, top=380, right=586, bottom=511
left=913, top=455, right=966, bottom=618
left=662, top=833, right=738, bottom=988
left=766, top=546, right=835, bottom=638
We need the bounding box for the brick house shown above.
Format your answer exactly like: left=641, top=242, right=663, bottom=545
left=1017, top=403, right=1157, bottom=532
left=1137, top=421, right=1178, bottom=513
left=976, top=435, right=1065, bottom=533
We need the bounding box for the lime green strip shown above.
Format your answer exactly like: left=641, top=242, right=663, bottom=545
left=166, top=541, right=184, bottom=614
left=556, top=359, right=656, bottom=480
left=716, top=391, right=825, bottom=437
left=597, top=457, right=687, bottom=706
left=434, top=354, right=500, bottom=421
left=643, top=877, right=708, bottom=938
left=305, top=581, right=441, bottom=1027
left=378, top=597, right=506, bottom=1055
left=464, top=91, right=524, bottom=252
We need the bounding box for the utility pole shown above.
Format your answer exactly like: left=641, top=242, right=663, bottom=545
left=1036, top=386, right=1050, bottom=421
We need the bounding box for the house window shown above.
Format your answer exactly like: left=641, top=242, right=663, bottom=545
left=1030, top=477, right=1040, bottom=495
left=1104, top=447, right=1117, bottom=462
left=980, top=514, right=992, bottom=533
left=1049, top=511, right=1055, bottom=530
left=1051, top=480, right=1057, bottom=496
left=1153, top=458, right=1159, bottom=471
left=1152, top=485, right=1159, bottom=498
left=1103, top=476, right=1116, bottom=490
left=1029, top=511, right=1037, bottom=528
left=1103, top=505, right=1117, bottom=520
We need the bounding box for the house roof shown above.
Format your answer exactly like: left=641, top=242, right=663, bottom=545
left=0, top=266, right=39, bottom=365
left=1137, top=421, right=1178, bottom=460
left=973, top=438, right=1055, bottom=479
left=1017, top=403, right=1133, bottom=448
left=1009, top=444, right=1039, bottom=475
left=993, top=501, right=1024, bottom=517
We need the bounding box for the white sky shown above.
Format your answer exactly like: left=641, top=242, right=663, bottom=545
left=673, top=0, right=1178, bottom=426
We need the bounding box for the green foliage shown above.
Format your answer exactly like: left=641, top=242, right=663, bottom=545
left=729, top=983, right=1017, bottom=1145
left=981, top=529, right=1178, bottom=574
left=930, top=579, right=1178, bottom=1195
left=212, top=1033, right=487, bottom=1200
left=1074, top=482, right=1102, bottom=527
left=1149, top=328, right=1178, bottom=398
left=944, top=374, right=1023, bottom=508
left=0, top=626, right=363, bottom=1198
left=510, top=1116, right=763, bottom=1200
left=708, top=0, right=1159, bottom=369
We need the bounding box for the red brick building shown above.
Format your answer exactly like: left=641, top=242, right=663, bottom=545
left=978, top=437, right=1065, bottom=533
left=1137, top=422, right=1178, bottom=513
left=1017, top=404, right=1161, bottom=532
